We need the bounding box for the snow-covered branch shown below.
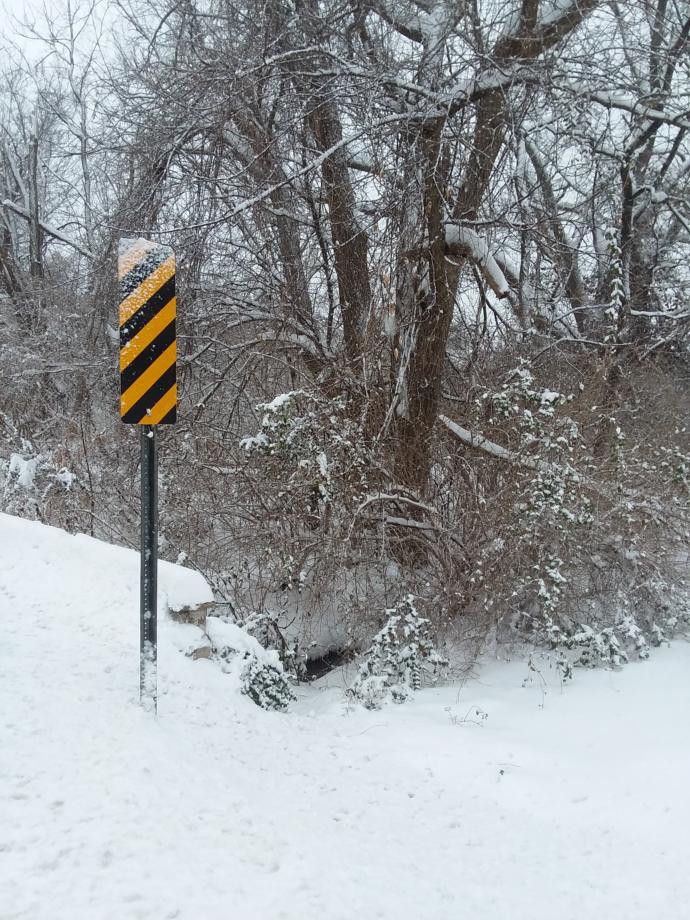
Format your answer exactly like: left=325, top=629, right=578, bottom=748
left=565, top=84, right=690, bottom=131
left=444, top=225, right=511, bottom=298
left=353, top=492, right=438, bottom=520
left=439, top=415, right=544, bottom=471
left=364, top=1, right=426, bottom=42
left=495, top=0, right=601, bottom=60
left=2, top=200, right=93, bottom=259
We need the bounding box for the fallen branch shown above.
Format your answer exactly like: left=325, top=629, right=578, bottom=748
left=439, top=414, right=543, bottom=470
left=2, top=200, right=94, bottom=260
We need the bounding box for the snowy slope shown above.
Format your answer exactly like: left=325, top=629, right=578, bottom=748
left=0, top=512, right=213, bottom=613
left=1, top=513, right=689, bottom=920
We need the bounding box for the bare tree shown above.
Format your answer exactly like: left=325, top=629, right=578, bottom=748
left=1, top=0, right=688, bottom=660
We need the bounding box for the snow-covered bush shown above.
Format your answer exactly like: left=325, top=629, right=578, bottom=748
left=205, top=616, right=296, bottom=711
left=234, top=387, right=386, bottom=625
left=240, top=610, right=307, bottom=682
left=533, top=604, right=690, bottom=681
left=1, top=434, right=77, bottom=520
left=450, top=356, right=690, bottom=680
left=349, top=596, right=448, bottom=709
left=240, top=390, right=370, bottom=526
left=239, top=654, right=296, bottom=712
left=567, top=624, right=628, bottom=669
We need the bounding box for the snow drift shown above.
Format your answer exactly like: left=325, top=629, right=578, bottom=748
left=1, top=512, right=690, bottom=920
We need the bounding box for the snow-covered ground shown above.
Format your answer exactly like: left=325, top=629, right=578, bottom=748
left=1, top=512, right=689, bottom=920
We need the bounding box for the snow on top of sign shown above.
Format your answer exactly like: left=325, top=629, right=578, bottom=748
left=118, top=238, right=173, bottom=278
left=118, top=236, right=171, bottom=254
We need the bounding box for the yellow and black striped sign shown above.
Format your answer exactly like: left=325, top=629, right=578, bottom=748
left=118, top=238, right=176, bottom=425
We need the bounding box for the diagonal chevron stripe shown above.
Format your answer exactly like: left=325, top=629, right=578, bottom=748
left=157, top=406, right=176, bottom=424
left=120, top=278, right=175, bottom=348
left=119, top=255, right=176, bottom=325
left=120, top=297, right=176, bottom=372
left=121, top=341, right=176, bottom=415
left=142, top=385, right=177, bottom=425
left=118, top=240, right=170, bottom=293
left=120, top=319, right=176, bottom=393
left=121, top=364, right=177, bottom=424
left=118, top=238, right=157, bottom=278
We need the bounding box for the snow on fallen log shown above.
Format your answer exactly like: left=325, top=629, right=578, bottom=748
left=441, top=417, right=620, bottom=509
left=439, top=414, right=543, bottom=471
left=444, top=224, right=510, bottom=298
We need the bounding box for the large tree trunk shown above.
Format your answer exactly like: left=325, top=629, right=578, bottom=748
left=306, top=96, right=370, bottom=367
left=393, top=89, right=506, bottom=494
left=293, top=0, right=370, bottom=369
left=393, top=126, right=453, bottom=492
left=390, top=0, right=600, bottom=493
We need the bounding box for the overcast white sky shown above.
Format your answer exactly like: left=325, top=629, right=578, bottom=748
left=1, top=0, right=41, bottom=25
left=0, top=0, right=63, bottom=49
left=0, top=0, right=118, bottom=72
left=1, top=0, right=38, bottom=46
left=0, top=0, right=33, bottom=18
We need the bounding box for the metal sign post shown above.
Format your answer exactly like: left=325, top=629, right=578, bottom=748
left=118, top=238, right=177, bottom=712
left=140, top=427, right=158, bottom=708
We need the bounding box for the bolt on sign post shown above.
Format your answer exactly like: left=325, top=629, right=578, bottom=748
left=118, top=238, right=176, bottom=712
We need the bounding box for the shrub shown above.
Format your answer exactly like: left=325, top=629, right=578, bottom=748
left=205, top=616, right=296, bottom=711
left=534, top=605, right=690, bottom=681
left=240, top=610, right=307, bottom=682
left=1, top=435, right=77, bottom=521
left=349, top=595, right=448, bottom=709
